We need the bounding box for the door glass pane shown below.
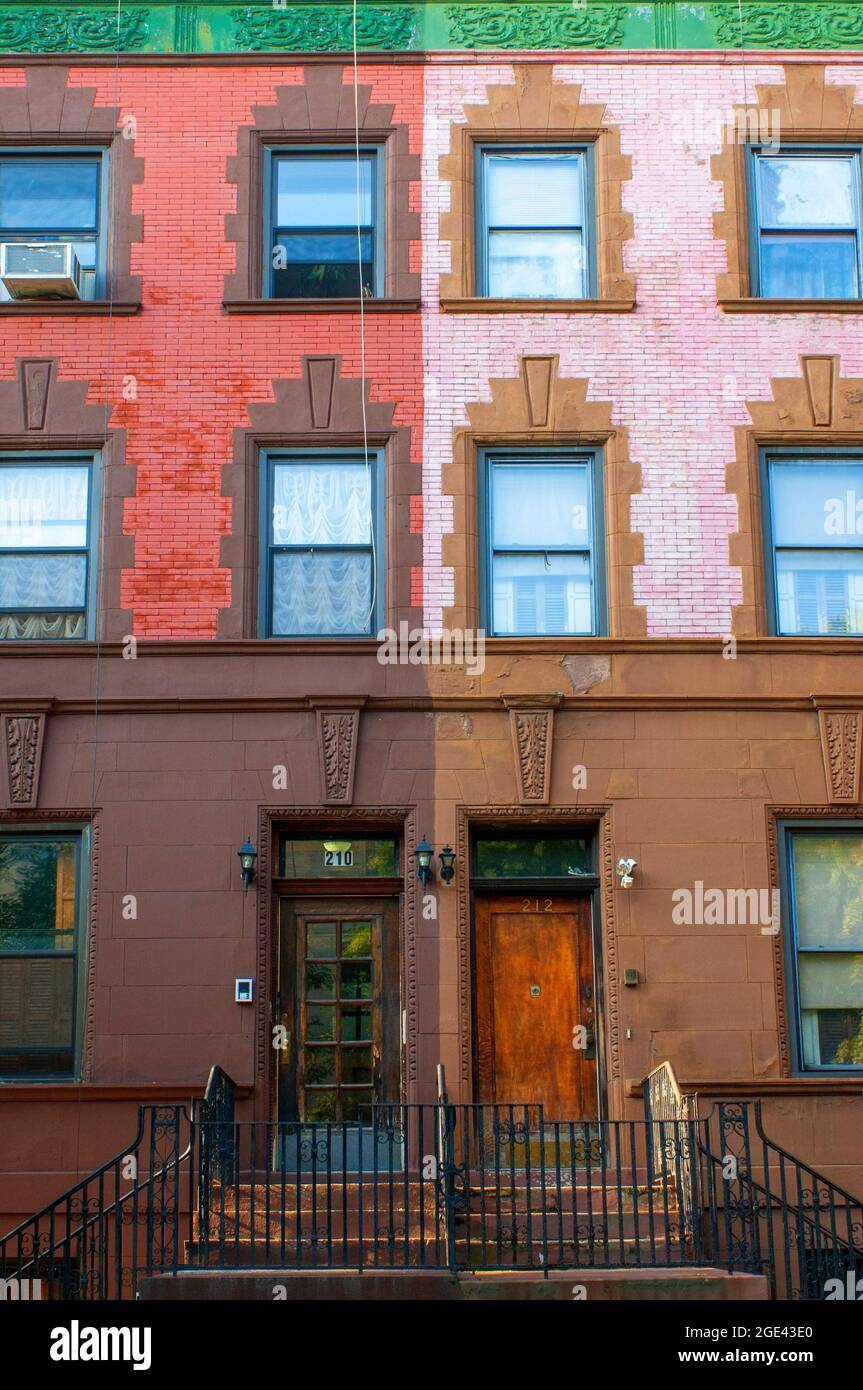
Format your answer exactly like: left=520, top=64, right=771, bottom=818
left=492, top=464, right=590, bottom=547
left=492, top=552, right=592, bottom=635
left=760, top=234, right=858, bottom=298
left=341, top=921, right=372, bottom=957
left=279, top=836, right=397, bottom=878
left=272, top=462, right=371, bottom=545
left=0, top=158, right=99, bottom=231
left=0, top=841, right=77, bottom=950
left=341, top=1090, right=373, bottom=1121
left=473, top=834, right=594, bottom=879
left=771, top=461, right=863, bottom=547
left=305, top=962, right=336, bottom=999
left=341, top=1046, right=373, bottom=1085
left=306, top=922, right=337, bottom=958
left=271, top=551, right=372, bottom=636
left=275, top=155, right=373, bottom=227
left=341, top=1004, right=372, bottom=1041
left=304, top=1090, right=337, bottom=1122
left=486, top=153, right=583, bottom=227
left=341, top=962, right=372, bottom=999
left=488, top=229, right=585, bottom=298
left=306, top=1004, right=336, bottom=1041
left=775, top=551, right=863, bottom=634
left=305, top=1047, right=337, bottom=1084
left=758, top=157, right=856, bottom=228
left=0, top=466, right=89, bottom=549
left=791, top=834, right=863, bottom=949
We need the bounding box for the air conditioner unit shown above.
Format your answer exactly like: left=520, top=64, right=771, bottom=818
left=0, top=242, right=82, bottom=300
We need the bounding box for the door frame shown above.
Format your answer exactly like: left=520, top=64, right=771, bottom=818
left=458, top=808, right=615, bottom=1123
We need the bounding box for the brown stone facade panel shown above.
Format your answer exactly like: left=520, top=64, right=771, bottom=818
left=224, top=64, right=420, bottom=305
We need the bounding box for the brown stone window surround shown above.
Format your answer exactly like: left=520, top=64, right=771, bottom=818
left=729, top=353, right=863, bottom=637
left=0, top=66, right=142, bottom=316
left=219, top=354, right=421, bottom=638
left=715, top=64, right=863, bottom=315
left=442, top=354, right=645, bottom=639
left=223, top=65, right=420, bottom=314
left=0, top=358, right=133, bottom=641
left=439, top=64, right=635, bottom=315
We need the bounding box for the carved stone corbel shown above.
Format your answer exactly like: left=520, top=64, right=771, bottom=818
left=313, top=701, right=364, bottom=804
left=817, top=708, right=862, bottom=804
left=3, top=712, right=46, bottom=808
left=505, top=697, right=559, bottom=805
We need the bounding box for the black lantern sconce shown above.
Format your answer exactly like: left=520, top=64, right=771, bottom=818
left=438, top=845, right=456, bottom=884
left=238, top=838, right=258, bottom=895
left=414, top=837, right=434, bottom=884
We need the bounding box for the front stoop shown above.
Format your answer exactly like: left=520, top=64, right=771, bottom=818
left=139, top=1268, right=770, bottom=1301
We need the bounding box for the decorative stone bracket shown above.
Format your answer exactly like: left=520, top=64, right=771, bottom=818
left=817, top=708, right=862, bottom=804
left=505, top=697, right=559, bottom=805
left=2, top=712, right=46, bottom=809
left=313, top=701, right=364, bottom=804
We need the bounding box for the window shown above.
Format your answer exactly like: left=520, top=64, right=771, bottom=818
left=763, top=451, right=863, bottom=636
left=0, top=151, right=105, bottom=300
left=482, top=450, right=604, bottom=636
left=0, top=831, right=86, bottom=1078
left=0, top=455, right=96, bottom=641
left=785, top=829, right=863, bottom=1070
left=265, top=149, right=381, bottom=299
left=261, top=451, right=380, bottom=637
left=477, top=148, right=592, bottom=299
left=750, top=148, right=863, bottom=299
left=279, top=834, right=398, bottom=879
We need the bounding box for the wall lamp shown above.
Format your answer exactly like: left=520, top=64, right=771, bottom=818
left=413, top=839, right=458, bottom=886
left=238, top=838, right=258, bottom=895
left=616, top=857, right=637, bottom=889
left=438, top=845, right=456, bottom=884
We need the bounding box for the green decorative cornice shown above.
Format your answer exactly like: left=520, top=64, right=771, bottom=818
left=1, top=1, right=863, bottom=57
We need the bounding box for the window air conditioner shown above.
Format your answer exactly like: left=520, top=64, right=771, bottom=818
left=0, top=242, right=83, bottom=300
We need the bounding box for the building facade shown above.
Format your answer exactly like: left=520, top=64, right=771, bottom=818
left=2, top=0, right=863, bottom=1248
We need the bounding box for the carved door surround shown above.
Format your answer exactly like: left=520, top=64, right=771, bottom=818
left=443, top=353, right=645, bottom=638
left=729, top=353, right=863, bottom=636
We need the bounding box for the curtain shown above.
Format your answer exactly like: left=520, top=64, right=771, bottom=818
left=0, top=465, right=88, bottom=547
left=272, top=462, right=371, bottom=546
left=272, top=552, right=371, bottom=635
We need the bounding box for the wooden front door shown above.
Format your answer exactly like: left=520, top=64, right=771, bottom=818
left=474, top=894, right=598, bottom=1120
left=275, top=897, right=399, bottom=1124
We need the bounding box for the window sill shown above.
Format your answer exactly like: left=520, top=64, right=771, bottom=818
left=440, top=297, right=636, bottom=314
left=222, top=297, right=421, bottom=314
left=719, top=297, right=863, bottom=314
left=0, top=299, right=141, bottom=316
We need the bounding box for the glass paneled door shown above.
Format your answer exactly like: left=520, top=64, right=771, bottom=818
left=275, top=897, right=400, bottom=1132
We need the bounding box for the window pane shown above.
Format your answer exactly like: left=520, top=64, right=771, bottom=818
left=271, top=552, right=372, bottom=636
left=492, top=464, right=590, bottom=547
left=306, top=922, right=337, bottom=958
left=340, top=1090, right=373, bottom=1121
left=304, top=1089, right=337, bottom=1121
left=799, top=956, right=863, bottom=1066
left=341, top=1046, right=373, bottom=1085
left=775, top=551, right=863, bottom=634
left=306, top=1005, right=336, bottom=1041
left=758, top=157, right=856, bottom=228
left=0, top=158, right=99, bottom=231
left=0, top=553, right=87, bottom=612
left=341, top=921, right=372, bottom=958
left=801, top=1006, right=863, bottom=1066
left=272, top=462, right=371, bottom=545
left=771, top=461, right=863, bottom=547
left=305, top=1048, right=337, bottom=1084
left=486, top=153, right=583, bottom=228
left=791, top=835, right=863, bottom=950
left=272, top=232, right=373, bottom=298
left=305, top=963, right=336, bottom=1000
left=474, top=834, right=594, bottom=879
left=279, top=836, right=397, bottom=878
left=0, top=841, right=77, bottom=950
left=275, top=155, right=373, bottom=228
left=493, top=552, right=592, bottom=635
left=341, top=962, right=372, bottom=1000
left=488, top=229, right=585, bottom=298
left=0, top=465, right=89, bottom=549
left=341, top=1005, right=372, bottom=1041
left=0, top=612, right=84, bottom=641
left=760, top=234, right=858, bottom=298
left=0, top=957, right=74, bottom=1052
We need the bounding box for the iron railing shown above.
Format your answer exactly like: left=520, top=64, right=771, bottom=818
left=1, top=1062, right=859, bottom=1299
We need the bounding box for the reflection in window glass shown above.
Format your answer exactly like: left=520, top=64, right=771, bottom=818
left=0, top=156, right=102, bottom=301
left=473, top=834, right=594, bottom=879
left=270, top=152, right=377, bottom=298
left=754, top=152, right=861, bottom=298
left=0, top=460, right=92, bottom=641
left=767, top=456, right=863, bottom=635
left=790, top=833, right=863, bottom=1067
left=481, top=150, right=588, bottom=299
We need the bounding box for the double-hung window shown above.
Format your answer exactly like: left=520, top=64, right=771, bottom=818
left=763, top=451, right=863, bottom=635
left=261, top=451, right=380, bottom=637
left=266, top=149, right=381, bottom=299
left=483, top=451, right=604, bottom=636
left=750, top=148, right=863, bottom=299
left=0, top=455, right=96, bottom=640
left=477, top=147, right=592, bottom=299
left=0, top=151, right=105, bottom=300
left=0, top=831, right=86, bottom=1078
left=785, top=828, right=863, bottom=1070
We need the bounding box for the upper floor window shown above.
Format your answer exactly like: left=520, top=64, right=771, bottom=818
left=0, top=455, right=96, bottom=641
left=750, top=148, right=863, bottom=299
left=477, top=148, right=592, bottom=299
left=0, top=151, right=105, bottom=302
left=482, top=450, right=605, bottom=636
left=0, top=831, right=85, bottom=1078
left=266, top=149, right=381, bottom=299
left=785, top=829, right=863, bottom=1070
left=261, top=451, right=381, bottom=637
left=763, top=451, right=863, bottom=636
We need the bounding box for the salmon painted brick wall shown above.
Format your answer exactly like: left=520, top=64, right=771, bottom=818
left=0, top=64, right=424, bottom=638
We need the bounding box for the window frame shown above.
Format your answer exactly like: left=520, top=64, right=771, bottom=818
left=779, top=820, right=863, bottom=1074
left=475, top=142, right=597, bottom=300
left=262, top=144, right=385, bottom=301
left=258, top=446, right=384, bottom=639
left=0, top=146, right=110, bottom=301
left=760, top=445, right=863, bottom=638
left=0, top=449, right=100, bottom=642
left=0, top=823, right=90, bottom=1082
left=478, top=446, right=607, bottom=638
left=747, top=144, right=863, bottom=301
